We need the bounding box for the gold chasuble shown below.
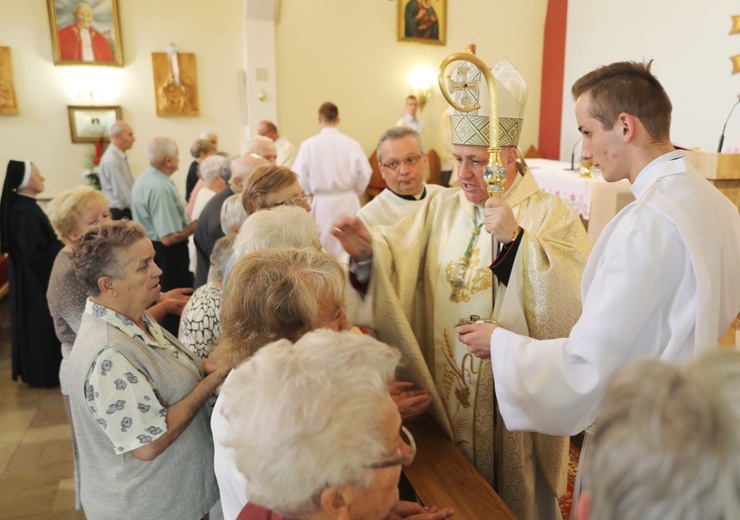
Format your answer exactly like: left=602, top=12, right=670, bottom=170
left=359, top=170, right=590, bottom=519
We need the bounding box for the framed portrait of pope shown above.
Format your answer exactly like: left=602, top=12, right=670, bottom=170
left=47, top=0, right=123, bottom=66
left=398, top=0, right=447, bottom=46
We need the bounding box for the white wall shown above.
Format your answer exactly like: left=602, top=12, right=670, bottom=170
left=0, top=0, right=246, bottom=198
left=274, top=0, right=548, bottom=156
left=561, top=0, right=740, bottom=160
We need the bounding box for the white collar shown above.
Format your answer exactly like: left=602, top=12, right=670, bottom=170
left=631, top=150, right=686, bottom=199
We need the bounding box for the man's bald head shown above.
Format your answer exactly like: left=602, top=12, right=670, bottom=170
left=240, top=136, right=277, bottom=164
left=230, top=154, right=271, bottom=193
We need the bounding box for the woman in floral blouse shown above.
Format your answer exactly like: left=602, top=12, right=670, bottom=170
left=67, top=220, right=226, bottom=519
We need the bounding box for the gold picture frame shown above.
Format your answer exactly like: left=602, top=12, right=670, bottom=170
left=398, top=0, right=447, bottom=46
left=67, top=105, right=122, bottom=143
left=47, top=0, right=123, bottom=66
left=0, top=47, right=19, bottom=115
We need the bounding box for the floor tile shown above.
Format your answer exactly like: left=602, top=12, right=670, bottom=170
left=0, top=410, right=36, bottom=443
left=20, top=425, right=71, bottom=446
left=50, top=478, right=75, bottom=512
left=0, top=440, right=20, bottom=474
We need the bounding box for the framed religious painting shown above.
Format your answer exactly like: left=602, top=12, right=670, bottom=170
left=47, top=0, right=124, bottom=66
left=398, top=0, right=447, bottom=46
left=67, top=105, right=121, bottom=143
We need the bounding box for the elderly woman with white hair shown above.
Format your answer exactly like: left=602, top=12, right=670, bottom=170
left=222, top=203, right=318, bottom=281
left=220, top=192, right=248, bottom=235
left=188, top=154, right=227, bottom=273
left=220, top=330, right=454, bottom=520
left=576, top=349, right=740, bottom=520
left=192, top=154, right=227, bottom=219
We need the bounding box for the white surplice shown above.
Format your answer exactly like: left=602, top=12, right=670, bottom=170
left=293, top=127, right=372, bottom=256
left=491, top=151, right=740, bottom=437
left=357, top=184, right=444, bottom=228
left=275, top=135, right=296, bottom=168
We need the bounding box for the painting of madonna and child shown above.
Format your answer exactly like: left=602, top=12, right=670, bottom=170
left=398, top=0, right=446, bottom=46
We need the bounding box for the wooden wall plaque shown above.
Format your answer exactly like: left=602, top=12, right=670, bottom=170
left=0, top=47, right=19, bottom=115
left=151, top=51, right=199, bottom=116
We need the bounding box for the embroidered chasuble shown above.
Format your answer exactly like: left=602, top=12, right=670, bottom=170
left=353, top=169, right=590, bottom=519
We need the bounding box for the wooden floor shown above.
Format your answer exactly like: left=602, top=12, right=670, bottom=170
left=0, top=299, right=85, bottom=520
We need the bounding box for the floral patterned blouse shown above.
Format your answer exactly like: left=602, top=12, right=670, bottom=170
left=83, top=299, right=199, bottom=454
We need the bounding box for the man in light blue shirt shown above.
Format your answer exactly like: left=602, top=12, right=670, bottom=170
left=132, top=137, right=194, bottom=295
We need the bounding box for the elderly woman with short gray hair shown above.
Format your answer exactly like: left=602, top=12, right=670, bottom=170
left=68, top=220, right=225, bottom=519
left=220, top=330, right=454, bottom=520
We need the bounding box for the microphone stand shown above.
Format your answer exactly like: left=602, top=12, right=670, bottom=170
left=717, top=97, right=740, bottom=153
left=568, top=136, right=583, bottom=170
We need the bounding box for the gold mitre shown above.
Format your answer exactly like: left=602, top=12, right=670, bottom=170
left=440, top=56, right=528, bottom=147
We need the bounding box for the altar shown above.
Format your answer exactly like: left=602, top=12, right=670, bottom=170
left=526, top=158, right=635, bottom=245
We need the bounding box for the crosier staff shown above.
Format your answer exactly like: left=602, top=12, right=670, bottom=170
left=438, top=52, right=506, bottom=306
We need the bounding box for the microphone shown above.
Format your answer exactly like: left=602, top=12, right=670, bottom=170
left=569, top=136, right=583, bottom=170
left=717, top=95, right=740, bottom=153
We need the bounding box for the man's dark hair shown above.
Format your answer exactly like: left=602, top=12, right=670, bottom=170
left=319, top=102, right=339, bottom=123
left=571, top=60, right=672, bottom=142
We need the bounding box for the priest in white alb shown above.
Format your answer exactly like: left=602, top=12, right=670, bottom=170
left=292, top=102, right=372, bottom=257
left=334, top=55, right=591, bottom=520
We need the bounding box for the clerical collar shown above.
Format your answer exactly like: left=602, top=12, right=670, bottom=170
left=389, top=186, right=426, bottom=201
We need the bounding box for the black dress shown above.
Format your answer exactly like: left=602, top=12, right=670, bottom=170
left=8, top=196, right=63, bottom=386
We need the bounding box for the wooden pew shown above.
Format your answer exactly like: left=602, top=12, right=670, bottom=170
left=403, top=414, right=516, bottom=520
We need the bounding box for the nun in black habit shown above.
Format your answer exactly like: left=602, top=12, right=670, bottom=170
left=1, top=160, right=63, bottom=386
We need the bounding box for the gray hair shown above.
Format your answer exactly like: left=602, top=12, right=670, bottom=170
left=190, top=138, right=215, bottom=159
left=208, top=235, right=235, bottom=283
left=240, top=135, right=274, bottom=156
left=220, top=193, right=247, bottom=235
left=232, top=205, right=320, bottom=262
left=72, top=221, right=147, bottom=297
left=376, top=127, right=423, bottom=163
left=216, top=248, right=346, bottom=369
left=108, top=120, right=128, bottom=138
left=146, top=137, right=178, bottom=165
left=200, top=155, right=226, bottom=185
left=220, top=155, right=237, bottom=183
left=220, top=329, right=401, bottom=518
left=199, top=130, right=218, bottom=143
left=585, top=350, right=740, bottom=520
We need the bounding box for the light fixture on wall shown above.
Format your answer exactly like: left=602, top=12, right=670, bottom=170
left=58, top=67, right=123, bottom=104
left=408, top=65, right=436, bottom=110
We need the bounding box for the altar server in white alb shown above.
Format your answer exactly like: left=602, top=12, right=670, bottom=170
left=292, top=102, right=372, bottom=256
left=396, top=95, right=424, bottom=134
left=458, top=60, right=740, bottom=439
left=357, top=127, right=443, bottom=228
